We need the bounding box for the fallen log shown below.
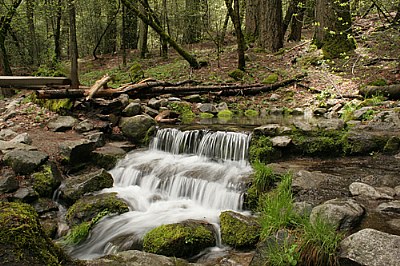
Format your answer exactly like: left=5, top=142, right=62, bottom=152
left=36, top=88, right=117, bottom=99
left=359, top=84, right=400, bottom=99
left=86, top=74, right=112, bottom=100
left=0, top=76, right=71, bottom=88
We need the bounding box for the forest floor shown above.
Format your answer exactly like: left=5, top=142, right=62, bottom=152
left=1, top=13, right=400, bottom=158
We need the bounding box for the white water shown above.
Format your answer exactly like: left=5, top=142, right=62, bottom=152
left=69, top=129, right=253, bottom=260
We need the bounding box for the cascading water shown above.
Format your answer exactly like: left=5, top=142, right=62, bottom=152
left=69, top=128, right=253, bottom=260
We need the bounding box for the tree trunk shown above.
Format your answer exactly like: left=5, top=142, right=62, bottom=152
left=53, top=0, right=63, bottom=63
left=125, top=2, right=139, bottom=49
left=225, top=0, right=246, bottom=70
left=259, top=0, right=284, bottom=52
left=282, top=0, right=300, bottom=36
left=314, top=0, right=355, bottom=58
left=245, top=0, right=260, bottom=42
left=68, top=0, right=79, bottom=89
left=138, top=2, right=149, bottom=59
left=103, top=0, right=118, bottom=54
left=160, top=0, right=169, bottom=58
left=288, top=0, right=306, bottom=41
left=26, top=0, right=39, bottom=65
left=184, top=0, right=201, bottom=44
left=122, top=0, right=200, bottom=69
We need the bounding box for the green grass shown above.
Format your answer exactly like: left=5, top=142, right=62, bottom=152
left=252, top=161, right=278, bottom=195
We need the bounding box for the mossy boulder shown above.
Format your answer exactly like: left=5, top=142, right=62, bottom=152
left=3, top=149, right=49, bottom=175
left=0, top=201, right=70, bottom=265
left=262, top=73, right=279, bottom=84
left=91, top=144, right=127, bottom=170
left=31, top=164, right=61, bottom=197
left=59, top=169, right=114, bottom=205
left=249, top=135, right=278, bottom=164
left=59, top=139, right=96, bottom=169
left=119, top=115, right=156, bottom=145
left=143, top=220, right=216, bottom=258
left=220, top=211, right=260, bottom=248
left=229, top=69, right=245, bottom=80
left=66, top=192, right=129, bottom=226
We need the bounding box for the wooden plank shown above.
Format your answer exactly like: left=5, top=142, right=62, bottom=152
left=0, top=76, right=71, bottom=88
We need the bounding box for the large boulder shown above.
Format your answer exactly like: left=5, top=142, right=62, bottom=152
left=349, top=182, right=394, bottom=200
left=66, top=193, right=129, bottom=226
left=92, top=144, right=127, bottom=170
left=84, top=250, right=193, bottom=266
left=119, top=115, right=155, bottom=144
left=339, top=228, right=400, bottom=266
left=3, top=149, right=48, bottom=175
left=220, top=211, right=260, bottom=248
left=59, top=169, right=114, bottom=205
left=122, top=102, right=142, bottom=117
left=0, top=201, right=71, bottom=265
left=143, top=220, right=216, bottom=258
left=376, top=200, right=400, bottom=214
left=310, top=198, right=365, bottom=231
left=59, top=139, right=96, bottom=168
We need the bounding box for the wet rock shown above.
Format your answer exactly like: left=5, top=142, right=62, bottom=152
left=9, top=132, right=32, bottom=145
left=0, top=202, right=71, bottom=265
left=66, top=193, right=129, bottom=226
left=271, top=136, right=292, bottom=147
left=85, top=131, right=106, bottom=148
left=33, top=198, right=59, bottom=215
left=119, top=115, right=156, bottom=144
left=3, top=149, right=48, bottom=175
left=220, top=211, right=260, bottom=248
left=168, top=97, right=181, bottom=102
left=84, top=250, right=194, bottom=266
left=47, top=116, right=78, bottom=132
left=143, top=220, right=216, bottom=258
left=292, top=170, right=327, bottom=192
left=12, top=186, right=39, bottom=203
left=107, top=141, right=136, bottom=152
left=317, top=118, right=345, bottom=131
left=92, top=144, right=127, bottom=170
left=376, top=200, right=400, bottom=214
left=339, top=228, right=400, bottom=266
left=0, top=169, right=19, bottom=193
left=59, top=169, right=114, bottom=205
left=349, top=182, right=394, bottom=200
left=310, top=198, right=365, bottom=231
left=144, top=106, right=159, bottom=117
left=253, top=124, right=280, bottom=136
left=31, top=165, right=61, bottom=198
left=293, top=121, right=314, bottom=132
left=122, top=102, right=142, bottom=117
left=0, top=128, right=17, bottom=140
left=74, top=120, right=94, bottom=133
left=59, top=139, right=96, bottom=167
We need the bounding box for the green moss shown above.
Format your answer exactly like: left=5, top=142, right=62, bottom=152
left=200, top=112, right=214, bottom=119
left=169, top=102, right=195, bottom=118
left=220, top=211, right=260, bottom=248
left=34, top=95, right=73, bottom=115
left=66, top=193, right=129, bottom=226
left=228, top=69, right=246, bottom=81
left=129, top=62, right=144, bottom=83
left=245, top=109, right=259, bottom=117
left=31, top=165, right=60, bottom=198
left=0, top=202, right=68, bottom=265
left=367, top=78, right=387, bottom=86
left=143, top=222, right=215, bottom=258
left=249, top=136, right=277, bottom=164
left=217, top=109, right=233, bottom=118
left=262, top=73, right=279, bottom=84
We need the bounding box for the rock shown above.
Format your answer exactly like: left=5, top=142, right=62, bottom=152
left=352, top=107, right=374, bottom=120
left=0, top=128, right=18, bottom=140
left=395, top=185, right=400, bottom=196
left=92, top=144, right=127, bottom=170
left=376, top=200, right=400, bottom=214
left=317, top=118, right=345, bottom=131
left=47, top=116, right=78, bottom=132
left=31, top=165, right=61, bottom=198
left=107, top=141, right=136, bottom=152
left=376, top=186, right=396, bottom=198
left=314, top=107, right=327, bottom=115
left=293, top=201, right=313, bottom=217
left=216, top=102, right=229, bottom=111
left=253, top=124, right=281, bottom=136
left=220, top=211, right=260, bottom=248
left=74, top=120, right=94, bottom=133
left=293, top=121, right=314, bottom=132
left=122, top=102, right=142, bottom=117
left=3, top=149, right=48, bottom=175
left=92, top=95, right=129, bottom=115
left=197, top=103, right=217, bottom=114
left=349, top=182, right=394, bottom=200
left=388, top=219, right=400, bottom=231
left=383, top=136, right=400, bottom=154
left=168, top=97, right=181, bottom=102
left=292, top=170, right=327, bottom=192
left=183, top=94, right=201, bottom=103
left=84, top=250, right=193, bottom=266
left=0, top=169, right=19, bottom=193
left=0, top=202, right=71, bottom=265
left=292, top=108, right=304, bottom=115
left=144, top=106, right=159, bottom=117
left=119, top=115, right=156, bottom=144
left=310, top=198, right=365, bottom=231
left=271, top=136, right=292, bottom=147
left=148, top=98, right=168, bottom=109
left=33, top=198, right=59, bottom=215
left=339, top=228, right=400, bottom=266
left=326, top=98, right=341, bottom=108
left=143, top=220, right=216, bottom=258
left=59, top=169, right=114, bottom=205
left=12, top=186, right=39, bottom=203
left=66, top=193, right=129, bottom=226
left=269, top=107, right=284, bottom=115
left=85, top=131, right=106, bottom=148
left=9, top=132, right=32, bottom=145
left=59, top=139, right=96, bottom=167
left=269, top=93, right=280, bottom=101
left=0, top=140, right=37, bottom=153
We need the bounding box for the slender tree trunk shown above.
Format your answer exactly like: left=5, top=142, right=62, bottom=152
left=53, top=0, right=62, bottom=63
left=314, top=0, right=355, bottom=58
left=122, top=0, right=200, bottom=69
left=122, top=4, right=127, bottom=66
left=220, top=9, right=230, bottom=44
left=184, top=0, right=201, bottom=44
left=225, top=0, right=246, bottom=70
left=138, top=2, right=149, bottom=58
left=125, top=2, right=139, bottom=49
left=282, top=0, right=300, bottom=36
left=26, top=0, right=39, bottom=65
left=68, top=0, right=79, bottom=89
left=103, top=0, right=118, bottom=54
left=161, top=0, right=169, bottom=58
left=288, top=0, right=306, bottom=41
left=259, top=0, right=283, bottom=52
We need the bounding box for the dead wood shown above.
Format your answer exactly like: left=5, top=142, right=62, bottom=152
left=359, top=84, right=400, bottom=99
left=85, top=74, right=112, bottom=101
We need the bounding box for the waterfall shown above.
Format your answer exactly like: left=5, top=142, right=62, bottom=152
left=69, top=128, right=253, bottom=260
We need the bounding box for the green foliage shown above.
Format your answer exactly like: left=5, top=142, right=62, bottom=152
left=259, top=173, right=299, bottom=238
left=249, top=136, right=276, bottom=164
left=266, top=239, right=300, bottom=266
left=300, top=215, right=343, bottom=266
left=245, top=109, right=259, bottom=117
left=31, top=165, right=59, bottom=197
left=129, top=62, right=144, bottom=83
left=33, top=64, right=67, bottom=77
left=367, top=78, right=387, bottom=86
left=252, top=161, right=278, bottom=194
left=228, top=69, right=246, bottom=80
left=145, top=60, right=189, bottom=81
left=168, top=102, right=195, bottom=121
left=80, top=67, right=131, bottom=88
left=200, top=112, right=214, bottom=118
left=262, top=73, right=279, bottom=84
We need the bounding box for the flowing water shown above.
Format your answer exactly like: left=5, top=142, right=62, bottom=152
left=69, top=128, right=253, bottom=260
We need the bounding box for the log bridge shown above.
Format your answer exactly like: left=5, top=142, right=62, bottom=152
left=0, top=76, right=71, bottom=88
